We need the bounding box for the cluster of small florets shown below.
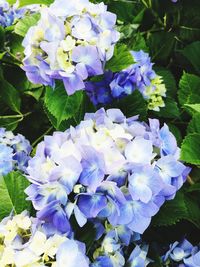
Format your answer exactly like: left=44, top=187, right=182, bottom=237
left=162, top=239, right=200, bottom=267
left=0, top=128, right=32, bottom=176
left=91, top=222, right=150, bottom=267
left=0, top=0, right=39, bottom=27
left=22, top=0, right=119, bottom=95
left=0, top=0, right=25, bottom=27
left=85, top=50, right=166, bottom=111
left=0, top=211, right=89, bottom=267
left=25, top=108, right=190, bottom=238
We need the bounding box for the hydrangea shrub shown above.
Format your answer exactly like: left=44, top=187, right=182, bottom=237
left=0, top=0, right=200, bottom=265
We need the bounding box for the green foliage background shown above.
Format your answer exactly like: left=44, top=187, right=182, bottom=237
left=0, top=0, right=200, bottom=263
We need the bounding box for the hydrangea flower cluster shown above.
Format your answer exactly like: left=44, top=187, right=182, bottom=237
left=0, top=210, right=154, bottom=267
left=0, top=211, right=90, bottom=267
left=0, top=0, right=25, bottom=27
left=85, top=50, right=166, bottom=111
left=0, top=0, right=39, bottom=27
left=163, top=239, right=200, bottom=267
left=25, top=108, right=190, bottom=237
left=91, top=222, right=150, bottom=267
left=0, top=128, right=32, bottom=176
left=22, top=0, right=120, bottom=95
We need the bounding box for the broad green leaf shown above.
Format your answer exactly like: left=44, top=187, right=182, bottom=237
left=181, top=133, right=200, bottom=165
left=187, top=183, right=200, bottom=193
left=6, top=0, right=17, bottom=3
left=15, top=13, right=40, bottom=37
left=187, top=113, right=200, bottom=134
left=152, top=98, right=180, bottom=119
left=0, top=117, right=21, bottom=130
left=129, top=32, right=149, bottom=52
left=18, top=0, right=53, bottom=7
left=0, top=79, right=21, bottom=113
left=2, top=65, right=34, bottom=93
left=182, top=41, right=200, bottom=74
left=24, top=87, right=44, bottom=101
left=108, top=0, right=136, bottom=23
left=9, top=33, right=24, bottom=60
left=0, top=171, right=31, bottom=220
left=184, top=104, right=200, bottom=114
left=0, top=26, right=5, bottom=48
left=178, top=73, right=200, bottom=106
left=152, top=190, right=200, bottom=228
left=44, top=83, right=83, bottom=129
left=148, top=32, right=175, bottom=63
left=118, top=24, right=137, bottom=43
left=43, top=105, right=72, bottom=131
left=152, top=191, right=187, bottom=227
left=154, top=68, right=177, bottom=97
left=105, top=44, right=134, bottom=72
left=184, top=195, right=200, bottom=228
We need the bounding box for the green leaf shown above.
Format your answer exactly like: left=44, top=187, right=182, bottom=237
left=9, top=33, right=24, bottom=60
left=182, top=41, right=200, bottom=74
left=187, top=113, right=200, bottom=134
left=108, top=0, right=136, bottom=23
left=154, top=67, right=177, bottom=97
left=153, top=98, right=180, bottom=119
left=0, top=171, right=31, bottom=220
left=181, top=133, right=200, bottom=165
left=148, top=32, right=175, bottom=63
left=0, top=117, right=20, bottom=130
left=43, top=105, right=71, bottom=131
left=184, top=104, right=200, bottom=114
left=24, top=87, right=44, bottom=101
left=15, top=13, right=40, bottom=37
left=18, top=0, right=53, bottom=6
left=0, top=26, right=5, bottom=48
left=105, top=44, right=134, bottom=72
left=152, top=189, right=200, bottom=228
left=178, top=73, right=200, bottom=106
left=152, top=192, right=187, bottom=227
left=44, top=83, right=83, bottom=129
left=187, top=183, right=200, bottom=193
left=184, top=195, right=200, bottom=228
left=129, top=32, right=149, bottom=52
left=0, top=79, right=21, bottom=113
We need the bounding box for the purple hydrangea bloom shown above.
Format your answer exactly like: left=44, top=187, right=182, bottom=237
left=57, top=239, right=90, bottom=267
left=0, top=210, right=89, bottom=266
left=22, top=0, right=119, bottom=95
left=0, top=0, right=39, bottom=27
left=85, top=50, right=166, bottom=111
left=163, top=239, right=194, bottom=263
left=163, top=239, right=200, bottom=267
left=184, top=250, right=200, bottom=267
left=0, top=128, right=32, bottom=176
left=25, top=108, right=189, bottom=234
left=91, top=226, right=150, bottom=267
left=0, top=0, right=25, bottom=27
left=127, top=245, right=151, bottom=267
